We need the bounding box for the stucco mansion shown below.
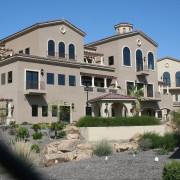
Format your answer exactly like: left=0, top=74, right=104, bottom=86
left=0, top=19, right=176, bottom=124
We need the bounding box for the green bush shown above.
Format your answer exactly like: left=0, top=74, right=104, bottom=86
left=12, top=124, right=19, bottom=128
left=93, top=139, right=113, bottom=157
left=162, top=161, right=180, bottom=180
left=32, top=132, right=42, bottom=140
left=138, top=132, right=179, bottom=152
left=58, top=131, right=66, bottom=137
left=16, top=127, right=30, bottom=139
left=31, top=144, right=40, bottom=153
left=31, top=124, right=41, bottom=132
left=75, top=116, right=160, bottom=127
left=138, top=138, right=152, bottom=151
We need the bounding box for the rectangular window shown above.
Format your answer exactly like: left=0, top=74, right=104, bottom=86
left=1, top=73, right=5, bottom=85
left=126, top=82, right=134, bottom=95
left=42, top=105, right=48, bottom=117
left=32, top=105, right=38, bottom=117
left=26, top=71, right=38, bottom=89
left=108, top=56, right=114, bottom=65
left=52, top=105, right=58, bottom=117
left=137, top=83, right=144, bottom=96
left=19, top=50, right=23, bottom=53
left=25, top=48, right=30, bottom=55
left=47, top=73, right=54, bottom=84
left=69, top=75, right=76, bottom=86
left=58, top=74, right=65, bottom=85
left=8, top=71, right=12, bottom=83
left=175, top=94, right=179, bottom=102
left=147, top=84, right=153, bottom=97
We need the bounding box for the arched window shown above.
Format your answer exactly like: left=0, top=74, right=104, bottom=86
left=148, top=52, right=154, bottom=70
left=48, top=40, right=55, bottom=56
left=136, top=49, right=143, bottom=71
left=176, top=71, right=180, bottom=87
left=163, top=72, right=171, bottom=87
left=69, top=44, right=75, bottom=59
left=59, top=42, right=65, bottom=58
left=123, top=47, right=131, bottom=66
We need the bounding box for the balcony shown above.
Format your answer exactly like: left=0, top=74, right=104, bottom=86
left=136, top=65, right=149, bottom=76
left=24, top=81, right=46, bottom=95
left=46, top=51, right=77, bottom=61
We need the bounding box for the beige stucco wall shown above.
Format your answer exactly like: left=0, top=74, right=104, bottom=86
left=80, top=125, right=165, bottom=141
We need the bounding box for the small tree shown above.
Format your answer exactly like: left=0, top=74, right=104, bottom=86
left=128, top=85, right=147, bottom=115
left=170, top=110, right=180, bottom=133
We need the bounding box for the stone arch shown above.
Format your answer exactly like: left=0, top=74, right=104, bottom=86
left=111, top=102, right=127, bottom=117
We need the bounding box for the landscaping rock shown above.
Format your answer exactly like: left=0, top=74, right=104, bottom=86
left=67, top=133, right=79, bottom=140
left=129, top=133, right=142, bottom=142
left=57, top=139, right=80, bottom=152
left=45, top=153, right=70, bottom=164
left=119, top=144, right=129, bottom=151
left=44, top=144, right=58, bottom=154
left=75, top=151, right=93, bottom=161
left=64, top=125, right=81, bottom=135
left=77, top=143, right=93, bottom=151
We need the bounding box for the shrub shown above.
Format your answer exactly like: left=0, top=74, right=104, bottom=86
left=76, top=116, right=160, bottom=127
left=138, top=138, right=152, bottom=151
left=12, top=124, right=19, bottom=128
left=16, top=127, right=30, bottom=139
left=93, top=139, right=113, bottom=157
left=31, top=144, right=40, bottom=153
left=58, top=131, right=66, bottom=137
left=10, top=139, right=40, bottom=168
left=32, top=132, right=42, bottom=140
left=31, top=124, right=41, bottom=133
left=138, top=132, right=179, bottom=152
left=21, top=122, right=32, bottom=125
left=171, top=110, right=180, bottom=132
left=162, top=161, right=180, bottom=180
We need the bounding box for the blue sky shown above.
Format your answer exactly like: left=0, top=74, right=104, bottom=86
left=1, top=0, right=180, bottom=59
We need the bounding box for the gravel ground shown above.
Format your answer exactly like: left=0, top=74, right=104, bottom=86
left=0, top=150, right=177, bottom=180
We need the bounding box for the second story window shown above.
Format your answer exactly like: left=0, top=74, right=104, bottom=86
left=69, top=75, right=76, bottom=86
left=69, top=44, right=75, bottom=59
left=59, top=42, right=65, bottom=58
left=58, top=74, right=65, bottom=85
left=26, top=71, right=38, bottom=89
left=148, top=52, right=154, bottom=70
left=48, top=40, right=55, bottom=56
left=147, top=84, right=153, bottom=97
left=47, top=73, right=54, bottom=85
left=1, top=73, right=5, bottom=85
left=163, top=72, right=171, bottom=87
left=176, top=71, right=180, bottom=87
left=8, top=71, right=12, bottom=83
left=123, top=47, right=131, bottom=66
left=126, top=81, right=134, bottom=95
left=108, top=56, right=114, bottom=65
left=136, top=49, right=143, bottom=71
left=32, top=105, right=38, bottom=117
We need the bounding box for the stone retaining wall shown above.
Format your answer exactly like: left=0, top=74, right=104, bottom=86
left=80, top=125, right=166, bottom=141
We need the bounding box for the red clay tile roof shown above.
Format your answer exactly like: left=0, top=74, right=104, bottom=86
left=88, top=92, right=136, bottom=103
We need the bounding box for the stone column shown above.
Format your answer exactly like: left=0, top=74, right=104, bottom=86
left=7, top=102, right=12, bottom=118
left=100, top=56, right=104, bottom=65
left=115, top=80, right=118, bottom=89
left=167, top=85, right=169, bottom=94
left=104, top=78, right=107, bottom=88
left=91, top=76, right=95, bottom=87
left=123, top=102, right=133, bottom=117
left=80, top=75, right=82, bottom=86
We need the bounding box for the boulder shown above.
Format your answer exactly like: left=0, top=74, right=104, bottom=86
left=129, top=133, right=142, bottom=142
left=114, top=143, right=120, bottom=152
left=45, top=153, right=70, bottom=163
left=75, top=151, right=93, bottom=161
left=77, top=143, right=93, bottom=151
left=64, top=125, right=80, bottom=135
left=131, top=142, right=138, bottom=150
left=119, top=144, right=129, bottom=151
left=57, top=139, right=80, bottom=152
left=67, top=133, right=79, bottom=140
left=44, top=144, right=58, bottom=154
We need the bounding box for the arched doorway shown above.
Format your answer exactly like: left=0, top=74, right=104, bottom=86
left=111, top=102, right=127, bottom=117
left=94, top=103, right=101, bottom=117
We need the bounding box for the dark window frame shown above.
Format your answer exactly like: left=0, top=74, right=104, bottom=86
left=42, top=105, right=48, bottom=117
left=108, top=56, right=114, bottom=65
left=59, top=42, right=65, bottom=58
left=58, top=74, right=65, bottom=85
left=148, top=52, right=154, bottom=70
left=47, top=73, right=54, bottom=85
left=32, top=105, right=38, bottom=117
left=69, top=44, right=75, bottom=59
left=48, top=40, right=55, bottom=56
left=8, top=71, right=12, bottom=84
left=25, top=48, right=30, bottom=55
left=123, top=47, right=131, bottom=66
left=1, top=73, right=5, bottom=85
left=52, top=105, right=58, bottom=117
left=69, top=75, right=76, bottom=86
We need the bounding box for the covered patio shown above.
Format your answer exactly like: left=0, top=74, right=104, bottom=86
left=88, top=93, right=136, bottom=117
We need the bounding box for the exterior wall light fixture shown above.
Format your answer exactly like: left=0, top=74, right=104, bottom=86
left=41, top=69, right=44, bottom=76
left=72, top=103, right=75, bottom=109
